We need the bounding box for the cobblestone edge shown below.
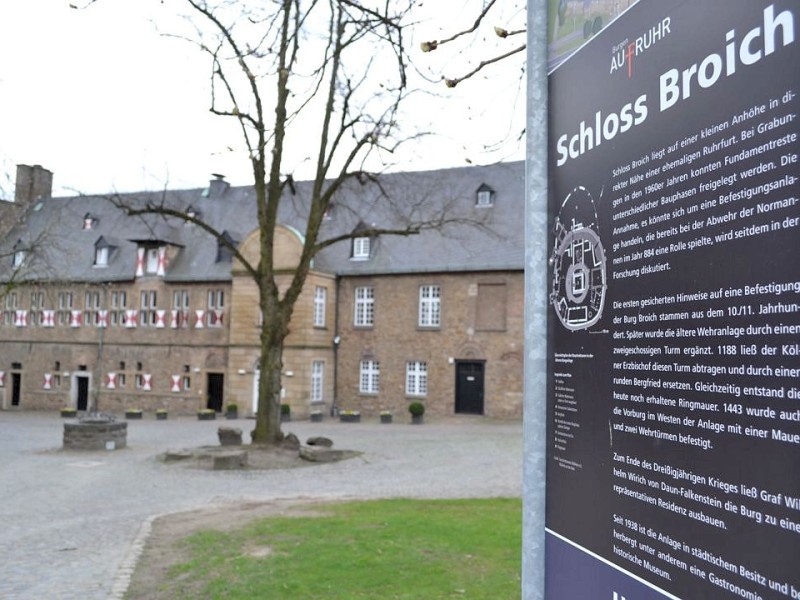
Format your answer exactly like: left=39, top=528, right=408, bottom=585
left=109, top=514, right=159, bottom=600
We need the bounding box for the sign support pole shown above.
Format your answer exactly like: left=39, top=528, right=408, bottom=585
left=522, top=0, right=548, bottom=598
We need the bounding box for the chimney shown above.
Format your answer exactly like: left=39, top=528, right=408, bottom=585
left=208, top=173, right=230, bottom=199
left=15, top=164, right=53, bottom=205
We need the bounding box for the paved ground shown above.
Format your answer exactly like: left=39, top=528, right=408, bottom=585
left=0, top=411, right=522, bottom=600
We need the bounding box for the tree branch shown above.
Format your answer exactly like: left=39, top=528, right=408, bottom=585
left=445, top=43, right=526, bottom=88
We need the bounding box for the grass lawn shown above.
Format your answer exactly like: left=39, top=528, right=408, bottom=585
left=158, top=498, right=521, bottom=599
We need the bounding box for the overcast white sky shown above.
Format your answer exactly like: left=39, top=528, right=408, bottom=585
left=0, top=0, right=526, bottom=197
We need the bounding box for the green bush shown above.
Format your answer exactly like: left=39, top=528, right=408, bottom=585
left=281, top=403, right=291, bottom=415
left=408, top=401, right=425, bottom=416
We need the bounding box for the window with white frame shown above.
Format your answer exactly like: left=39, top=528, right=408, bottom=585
left=30, top=291, right=44, bottom=326
left=145, top=247, right=160, bottom=274
left=12, top=249, right=25, bottom=269
left=359, top=360, right=380, bottom=394
left=405, top=361, right=428, bottom=396
left=207, top=289, right=224, bottom=327
left=3, top=292, right=17, bottom=326
left=95, top=245, right=109, bottom=267
left=311, top=360, right=324, bottom=403
left=110, top=291, right=127, bottom=326
left=139, top=290, right=157, bottom=327
left=354, top=286, right=374, bottom=327
left=84, top=291, right=101, bottom=326
left=313, top=286, right=326, bottom=328
left=173, top=289, right=190, bottom=328
left=352, top=237, right=370, bottom=260
left=476, top=184, right=495, bottom=207
left=418, top=285, right=441, bottom=328
left=57, top=292, right=73, bottom=326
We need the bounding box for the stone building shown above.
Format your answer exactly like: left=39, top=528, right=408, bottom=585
left=0, top=161, right=525, bottom=419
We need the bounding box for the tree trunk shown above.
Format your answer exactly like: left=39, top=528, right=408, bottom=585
left=252, top=327, right=286, bottom=445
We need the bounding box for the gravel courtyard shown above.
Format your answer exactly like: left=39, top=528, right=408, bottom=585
left=0, top=412, right=522, bottom=599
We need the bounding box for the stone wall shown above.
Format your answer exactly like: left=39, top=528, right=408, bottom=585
left=63, top=420, right=127, bottom=451
left=336, top=270, right=524, bottom=418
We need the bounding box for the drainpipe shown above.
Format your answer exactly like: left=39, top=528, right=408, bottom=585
left=91, top=283, right=108, bottom=413
left=331, top=276, right=341, bottom=416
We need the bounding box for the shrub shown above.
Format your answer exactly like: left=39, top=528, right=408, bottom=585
left=281, top=403, right=291, bottom=415
left=408, top=402, right=425, bottom=416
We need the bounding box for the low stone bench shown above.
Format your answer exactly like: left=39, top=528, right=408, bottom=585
left=213, top=451, right=248, bottom=470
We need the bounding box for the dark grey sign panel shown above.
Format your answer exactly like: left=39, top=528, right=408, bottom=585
left=546, top=2, right=800, bottom=599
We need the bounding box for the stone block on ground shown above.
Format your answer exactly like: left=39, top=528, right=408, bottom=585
left=163, top=449, right=194, bottom=462
left=213, top=451, right=248, bottom=470
left=306, top=436, right=333, bottom=448
left=280, top=432, right=300, bottom=450
left=299, top=446, right=347, bottom=463
left=217, top=426, right=243, bottom=446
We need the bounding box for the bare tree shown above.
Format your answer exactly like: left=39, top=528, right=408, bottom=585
left=90, top=0, right=483, bottom=444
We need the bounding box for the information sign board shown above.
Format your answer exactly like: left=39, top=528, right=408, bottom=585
left=546, top=2, right=800, bottom=598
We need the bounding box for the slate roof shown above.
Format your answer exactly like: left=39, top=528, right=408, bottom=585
left=0, top=161, right=525, bottom=284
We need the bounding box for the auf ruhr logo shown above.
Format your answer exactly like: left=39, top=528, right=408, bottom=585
left=613, top=592, right=629, bottom=600
left=610, top=17, right=672, bottom=79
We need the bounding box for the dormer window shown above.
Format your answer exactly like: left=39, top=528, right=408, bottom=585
left=216, top=231, right=238, bottom=263
left=476, top=184, right=495, bottom=207
left=186, top=206, right=200, bottom=221
left=95, top=246, right=109, bottom=266
left=352, top=236, right=371, bottom=260
left=12, top=240, right=25, bottom=269
left=94, top=236, right=116, bottom=267
left=83, top=213, right=97, bottom=230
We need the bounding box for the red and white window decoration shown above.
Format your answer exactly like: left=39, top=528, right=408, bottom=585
left=15, top=309, right=28, bottom=327
left=69, top=310, right=83, bottom=328
left=170, top=375, right=182, bottom=393
left=172, top=290, right=190, bottom=329
left=43, top=373, right=53, bottom=390
left=42, top=310, right=55, bottom=327
left=143, top=374, right=152, bottom=391
left=106, top=372, right=117, bottom=390
left=135, top=247, right=146, bottom=277
left=137, top=246, right=165, bottom=277
left=206, top=289, right=224, bottom=328
left=157, top=246, right=167, bottom=276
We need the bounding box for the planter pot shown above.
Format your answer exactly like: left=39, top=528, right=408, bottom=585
left=380, top=415, right=393, bottom=424
left=225, top=410, right=238, bottom=420
left=198, top=412, right=216, bottom=421
left=339, top=414, right=361, bottom=423
left=156, top=412, right=168, bottom=421
left=60, top=409, right=77, bottom=418
left=411, top=414, right=424, bottom=425
left=281, top=414, right=291, bottom=423
left=125, top=411, right=143, bottom=420
left=310, top=413, right=323, bottom=423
